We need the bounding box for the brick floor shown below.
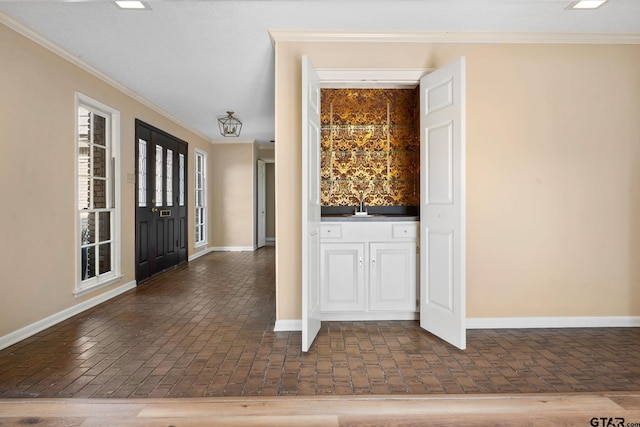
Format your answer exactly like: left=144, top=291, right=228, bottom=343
left=0, top=246, right=639, bottom=398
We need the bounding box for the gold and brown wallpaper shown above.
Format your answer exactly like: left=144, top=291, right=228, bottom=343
left=320, top=88, right=420, bottom=207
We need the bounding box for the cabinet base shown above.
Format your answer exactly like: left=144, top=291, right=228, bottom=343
left=321, top=311, right=418, bottom=321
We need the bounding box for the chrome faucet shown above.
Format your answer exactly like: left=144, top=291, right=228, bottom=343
left=359, top=193, right=366, bottom=213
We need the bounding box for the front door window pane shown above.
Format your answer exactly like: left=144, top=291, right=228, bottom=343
left=155, top=145, right=163, bottom=207
left=179, top=153, right=185, bottom=206
left=138, top=139, right=147, bottom=207
left=166, top=148, right=173, bottom=207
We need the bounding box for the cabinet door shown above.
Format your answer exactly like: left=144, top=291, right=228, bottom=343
left=320, top=243, right=365, bottom=312
left=369, top=242, right=416, bottom=311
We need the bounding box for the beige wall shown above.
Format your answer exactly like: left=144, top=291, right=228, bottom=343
left=0, top=22, right=214, bottom=338
left=273, top=39, right=640, bottom=321
left=209, top=142, right=256, bottom=249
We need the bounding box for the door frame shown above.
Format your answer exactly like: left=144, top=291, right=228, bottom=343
left=134, top=119, right=189, bottom=283
left=257, top=159, right=267, bottom=248
left=301, top=65, right=466, bottom=350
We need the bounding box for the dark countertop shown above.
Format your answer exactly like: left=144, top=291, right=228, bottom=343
left=321, top=215, right=419, bottom=222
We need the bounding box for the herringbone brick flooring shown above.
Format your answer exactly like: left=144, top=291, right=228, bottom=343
left=1, top=247, right=639, bottom=398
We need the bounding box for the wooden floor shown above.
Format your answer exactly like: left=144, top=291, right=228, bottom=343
left=1, top=392, right=640, bottom=426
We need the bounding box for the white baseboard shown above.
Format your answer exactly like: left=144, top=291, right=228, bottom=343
left=0, top=280, right=136, bottom=351
left=266, top=237, right=276, bottom=246
left=188, top=246, right=215, bottom=262
left=467, top=316, right=640, bottom=329
left=210, top=246, right=255, bottom=252
left=274, top=316, right=640, bottom=333
left=274, top=319, right=302, bottom=332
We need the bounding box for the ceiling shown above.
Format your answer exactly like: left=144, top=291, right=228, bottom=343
left=1, top=0, right=639, bottom=144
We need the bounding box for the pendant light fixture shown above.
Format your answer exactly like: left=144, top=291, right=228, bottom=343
left=218, top=111, right=243, bottom=137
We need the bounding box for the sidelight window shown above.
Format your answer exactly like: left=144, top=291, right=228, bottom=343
left=194, top=149, right=207, bottom=246
left=76, top=94, right=121, bottom=296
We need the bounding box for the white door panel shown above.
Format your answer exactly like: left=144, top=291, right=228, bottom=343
left=420, top=57, right=466, bottom=350
left=301, top=55, right=322, bottom=352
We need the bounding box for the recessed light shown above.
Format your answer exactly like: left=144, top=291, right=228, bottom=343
left=568, top=0, right=607, bottom=10
left=114, top=1, right=149, bottom=10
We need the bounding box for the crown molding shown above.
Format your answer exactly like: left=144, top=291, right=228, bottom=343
left=0, top=11, right=212, bottom=143
left=269, top=29, right=640, bottom=45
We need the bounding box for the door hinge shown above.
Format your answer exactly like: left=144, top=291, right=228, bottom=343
left=416, top=245, right=420, bottom=254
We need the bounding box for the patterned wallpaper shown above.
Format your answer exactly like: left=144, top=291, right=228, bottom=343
left=320, top=88, right=420, bottom=207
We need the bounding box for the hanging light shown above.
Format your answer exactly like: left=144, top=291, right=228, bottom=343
left=218, top=111, right=243, bottom=137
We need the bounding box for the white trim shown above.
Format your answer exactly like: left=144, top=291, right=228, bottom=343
left=0, top=11, right=211, bottom=143
left=274, top=319, right=302, bottom=332
left=318, top=68, right=430, bottom=88
left=269, top=30, right=640, bottom=46
left=188, top=247, right=215, bottom=262
left=322, top=312, right=418, bottom=321
left=75, top=93, right=122, bottom=295
left=467, top=316, right=640, bottom=329
left=74, top=274, right=124, bottom=298
left=209, top=246, right=255, bottom=252
left=0, top=281, right=136, bottom=351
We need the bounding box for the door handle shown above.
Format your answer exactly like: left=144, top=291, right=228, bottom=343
left=151, top=208, right=158, bottom=213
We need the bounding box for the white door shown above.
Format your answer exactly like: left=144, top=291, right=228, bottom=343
left=301, top=55, right=322, bottom=352
left=257, top=159, right=266, bottom=248
left=419, top=57, right=467, bottom=350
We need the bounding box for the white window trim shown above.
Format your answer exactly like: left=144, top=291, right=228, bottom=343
left=194, top=148, right=207, bottom=248
left=75, top=93, right=122, bottom=297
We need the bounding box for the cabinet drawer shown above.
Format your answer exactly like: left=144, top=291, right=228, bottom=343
left=392, top=223, right=417, bottom=239
left=321, top=224, right=342, bottom=238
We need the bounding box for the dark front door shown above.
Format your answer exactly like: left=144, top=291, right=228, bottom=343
left=135, top=120, right=188, bottom=282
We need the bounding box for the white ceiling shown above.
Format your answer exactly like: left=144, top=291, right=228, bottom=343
left=1, top=0, right=639, bottom=143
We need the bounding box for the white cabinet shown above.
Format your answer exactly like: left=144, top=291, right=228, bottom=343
left=369, top=242, right=416, bottom=312
left=320, top=221, right=418, bottom=320
left=320, top=243, right=365, bottom=312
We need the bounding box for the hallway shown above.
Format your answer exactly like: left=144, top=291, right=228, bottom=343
left=1, top=247, right=639, bottom=398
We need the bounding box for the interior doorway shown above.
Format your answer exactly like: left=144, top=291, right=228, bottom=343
left=135, top=120, right=188, bottom=282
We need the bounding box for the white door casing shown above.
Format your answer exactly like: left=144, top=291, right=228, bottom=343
left=301, top=56, right=322, bottom=352
left=257, top=159, right=266, bottom=248
left=419, top=57, right=467, bottom=350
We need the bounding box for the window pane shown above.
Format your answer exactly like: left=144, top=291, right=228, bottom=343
left=78, top=147, right=91, bottom=210
left=93, top=178, right=106, bottom=208
left=166, top=149, right=173, bottom=207
left=82, top=246, right=96, bottom=280
left=98, top=212, right=110, bottom=242
left=138, top=139, right=147, bottom=207
left=179, top=153, right=185, bottom=206
left=78, top=107, right=90, bottom=147
left=155, top=146, right=163, bottom=207
left=91, top=114, right=106, bottom=146
left=80, top=212, right=95, bottom=245
left=98, top=243, right=111, bottom=274
left=93, top=145, right=106, bottom=178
